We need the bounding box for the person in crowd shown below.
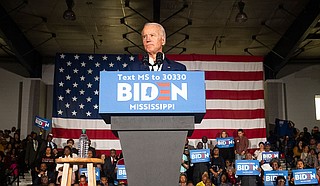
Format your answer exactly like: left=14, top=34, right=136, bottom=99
left=305, top=148, right=318, bottom=168
left=193, top=142, right=210, bottom=185
left=39, top=175, right=49, bottom=186
left=201, top=136, right=212, bottom=150
left=66, top=138, right=78, bottom=155
left=276, top=176, right=286, bottom=186
left=0, top=153, right=5, bottom=186
left=238, top=152, right=259, bottom=186
left=184, top=138, right=194, bottom=182
left=185, top=138, right=195, bottom=151
left=34, top=163, right=55, bottom=184
left=88, top=139, right=96, bottom=158
left=181, top=148, right=190, bottom=174
left=220, top=173, right=231, bottom=186
left=129, top=22, right=186, bottom=71
left=196, top=172, right=212, bottom=186
left=38, top=146, right=55, bottom=173
left=209, top=147, right=225, bottom=185
left=187, top=181, right=195, bottom=186
left=292, top=140, right=303, bottom=162
left=234, top=129, right=249, bottom=160
left=38, top=134, right=57, bottom=157
left=103, top=149, right=117, bottom=186
left=79, top=174, right=88, bottom=186
left=224, top=159, right=233, bottom=171
left=309, top=137, right=318, bottom=150
left=254, top=142, right=265, bottom=161
left=300, top=145, right=309, bottom=165
left=317, top=152, right=320, bottom=168
left=99, top=176, right=109, bottom=186
left=316, top=142, right=320, bottom=154
left=56, top=146, right=78, bottom=184
left=260, top=141, right=273, bottom=171
left=270, top=158, right=282, bottom=171
left=218, top=131, right=234, bottom=162
left=226, top=167, right=236, bottom=185
left=25, top=131, right=40, bottom=184
left=311, top=126, right=320, bottom=141
left=78, top=149, right=95, bottom=177
left=204, top=178, right=214, bottom=186
left=289, top=159, right=305, bottom=186
left=179, top=173, right=188, bottom=186
left=302, top=127, right=312, bottom=143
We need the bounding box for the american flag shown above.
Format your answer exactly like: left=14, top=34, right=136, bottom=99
left=52, top=53, right=266, bottom=155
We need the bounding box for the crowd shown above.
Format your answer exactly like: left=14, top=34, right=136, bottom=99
left=0, top=123, right=320, bottom=186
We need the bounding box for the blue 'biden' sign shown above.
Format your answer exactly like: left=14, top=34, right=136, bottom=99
left=235, top=160, right=260, bottom=176
left=216, top=137, right=234, bottom=148
left=99, top=71, right=205, bottom=114
left=262, top=152, right=279, bottom=163
left=292, top=169, right=318, bottom=185
left=117, top=165, right=127, bottom=180
left=264, top=171, right=288, bottom=186
left=189, top=149, right=210, bottom=163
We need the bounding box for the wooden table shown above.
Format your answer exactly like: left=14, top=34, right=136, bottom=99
left=55, top=158, right=104, bottom=186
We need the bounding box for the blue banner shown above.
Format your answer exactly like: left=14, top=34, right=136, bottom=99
left=99, top=71, right=206, bottom=114
left=79, top=167, right=100, bottom=181
left=235, top=160, right=260, bottom=176
left=34, top=116, right=51, bottom=131
left=264, top=171, right=288, bottom=186
left=262, top=152, right=279, bottom=163
left=117, top=165, right=127, bottom=180
left=216, top=137, right=234, bottom=148
left=190, top=149, right=210, bottom=163
left=292, top=169, right=318, bottom=185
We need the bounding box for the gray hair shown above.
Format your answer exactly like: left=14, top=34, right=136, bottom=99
left=143, top=22, right=166, bottom=43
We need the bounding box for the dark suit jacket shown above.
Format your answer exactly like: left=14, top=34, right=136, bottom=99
left=102, top=156, right=117, bottom=183
left=129, top=57, right=186, bottom=71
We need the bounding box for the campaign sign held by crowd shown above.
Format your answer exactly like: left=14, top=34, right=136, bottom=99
left=190, top=149, right=210, bottom=163
left=264, top=170, right=288, bottom=186
left=99, top=71, right=205, bottom=114
left=34, top=116, right=51, bottom=131
left=117, top=165, right=127, bottom=180
left=292, top=169, right=318, bottom=185
left=216, top=137, right=234, bottom=148
left=235, top=160, right=260, bottom=176
left=79, top=167, right=100, bottom=181
left=262, top=152, right=279, bottom=163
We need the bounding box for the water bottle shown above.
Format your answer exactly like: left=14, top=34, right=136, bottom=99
left=78, top=129, right=89, bottom=158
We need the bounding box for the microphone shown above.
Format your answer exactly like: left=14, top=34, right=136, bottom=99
left=142, top=53, right=149, bottom=66
left=156, top=52, right=163, bottom=65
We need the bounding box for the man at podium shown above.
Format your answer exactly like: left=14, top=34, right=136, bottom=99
left=129, top=22, right=186, bottom=71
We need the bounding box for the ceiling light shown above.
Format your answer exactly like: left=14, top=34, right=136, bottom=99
left=63, top=0, right=76, bottom=21
left=235, top=0, right=248, bottom=23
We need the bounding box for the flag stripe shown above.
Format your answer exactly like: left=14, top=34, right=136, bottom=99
left=206, top=90, right=264, bottom=100
left=52, top=118, right=266, bottom=130
left=205, top=80, right=264, bottom=91
left=206, top=99, right=264, bottom=110
left=205, top=71, right=263, bottom=81
left=204, top=109, right=265, bottom=119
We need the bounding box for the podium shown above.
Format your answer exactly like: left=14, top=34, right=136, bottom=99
left=99, top=71, right=206, bottom=186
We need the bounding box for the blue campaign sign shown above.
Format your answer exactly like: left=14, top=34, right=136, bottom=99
left=262, top=152, right=279, bottom=163
left=292, top=169, right=318, bottom=185
left=235, top=160, right=260, bottom=176
left=99, top=71, right=206, bottom=114
left=216, top=137, right=234, bottom=148
left=264, top=171, right=288, bottom=186
left=190, top=149, right=210, bottom=163
left=34, top=116, right=51, bottom=131
left=79, top=167, right=100, bottom=181
left=117, top=165, right=127, bottom=180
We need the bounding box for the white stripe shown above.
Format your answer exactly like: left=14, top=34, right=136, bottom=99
left=197, top=118, right=266, bottom=129
left=53, top=118, right=266, bottom=130
left=52, top=118, right=111, bottom=130
left=188, top=138, right=267, bottom=149
left=53, top=137, right=266, bottom=150
left=180, top=61, right=263, bottom=72
left=206, top=99, right=265, bottom=110
left=53, top=138, right=121, bottom=150
left=206, top=80, right=264, bottom=91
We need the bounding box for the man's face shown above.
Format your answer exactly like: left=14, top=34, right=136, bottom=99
left=110, top=150, right=116, bottom=157
left=67, top=141, right=74, bottom=147
left=237, top=131, right=243, bottom=137
left=271, top=162, right=278, bottom=170
left=45, top=148, right=51, bottom=154
left=142, top=24, right=165, bottom=55
left=277, top=179, right=286, bottom=186
left=197, top=142, right=203, bottom=149
left=297, top=161, right=304, bottom=169
left=40, top=163, right=47, bottom=171
left=88, top=151, right=93, bottom=158
left=202, top=136, right=208, bottom=143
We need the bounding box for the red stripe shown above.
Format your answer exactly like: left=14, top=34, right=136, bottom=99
left=189, top=128, right=266, bottom=139
left=206, top=90, right=264, bottom=100
left=204, top=109, right=265, bottom=119
left=205, top=71, right=263, bottom=81
left=52, top=128, right=119, bottom=140
left=166, top=54, right=263, bottom=62
left=53, top=128, right=265, bottom=141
